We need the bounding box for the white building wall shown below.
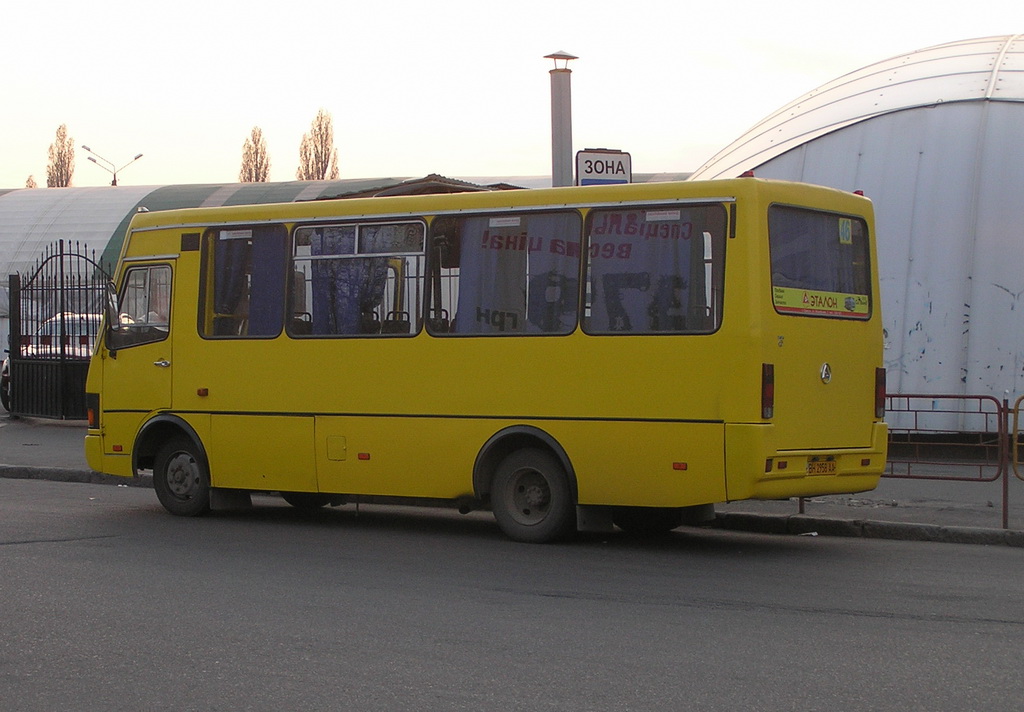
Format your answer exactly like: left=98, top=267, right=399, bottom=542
left=966, top=102, right=1024, bottom=399
left=743, top=100, right=1024, bottom=401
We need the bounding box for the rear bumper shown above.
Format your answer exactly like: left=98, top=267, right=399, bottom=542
left=726, top=421, right=888, bottom=501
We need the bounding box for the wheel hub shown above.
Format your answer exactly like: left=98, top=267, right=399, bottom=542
left=509, top=469, right=551, bottom=524
left=522, top=484, right=549, bottom=508
left=166, top=452, right=199, bottom=498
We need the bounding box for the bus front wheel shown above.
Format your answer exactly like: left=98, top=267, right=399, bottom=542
left=153, top=436, right=211, bottom=517
left=491, top=448, right=575, bottom=543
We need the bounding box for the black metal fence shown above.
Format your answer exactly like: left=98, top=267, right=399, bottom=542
left=7, top=241, right=112, bottom=419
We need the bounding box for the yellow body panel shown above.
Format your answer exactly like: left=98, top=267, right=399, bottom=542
left=310, top=416, right=727, bottom=506
left=206, top=415, right=316, bottom=491
left=85, top=178, right=887, bottom=511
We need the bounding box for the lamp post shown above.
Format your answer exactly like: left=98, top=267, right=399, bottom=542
left=545, top=50, right=577, bottom=188
left=81, top=145, right=144, bottom=186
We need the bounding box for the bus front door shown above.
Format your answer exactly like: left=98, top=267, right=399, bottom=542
left=100, top=263, right=174, bottom=457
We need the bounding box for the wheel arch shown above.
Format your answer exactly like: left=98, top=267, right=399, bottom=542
left=473, top=426, right=578, bottom=504
left=134, top=414, right=208, bottom=476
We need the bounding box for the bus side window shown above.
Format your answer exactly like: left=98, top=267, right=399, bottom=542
left=201, top=225, right=288, bottom=339
left=582, top=205, right=727, bottom=335
left=290, top=221, right=425, bottom=338
left=108, top=264, right=172, bottom=350
left=427, top=211, right=582, bottom=336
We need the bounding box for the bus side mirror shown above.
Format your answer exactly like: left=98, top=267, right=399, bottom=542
left=105, top=282, right=121, bottom=333
left=104, top=281, right=121, bottom=358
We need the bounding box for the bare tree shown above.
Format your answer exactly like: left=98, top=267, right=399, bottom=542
left=296, top=108, right=339, bottom=180
left=25, top=175, right=38, bottom=189
left=239, top=126, right=271, bottom=182
left=46, top=124, right=75, bottom=187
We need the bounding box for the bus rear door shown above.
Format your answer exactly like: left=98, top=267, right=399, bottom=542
left=765, top=204, right=881, bottom=452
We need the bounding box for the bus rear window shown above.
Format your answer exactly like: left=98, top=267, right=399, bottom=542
left=768, top=206, right=871, bottom=319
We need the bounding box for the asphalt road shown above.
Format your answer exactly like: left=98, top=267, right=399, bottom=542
left=3, top=478, right=1023, bottom=711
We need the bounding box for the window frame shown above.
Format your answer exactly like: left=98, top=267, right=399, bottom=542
left=767, top=203, right=872, bottom=321
left=197, top=223, right=290, bottom=340
left=580, top=201, right=728, bottom=337
left=288, top=218, right=427, bottom=339
left=424, top=208, right=585, bottom=338
left=107, top=263, right=173, bottom=351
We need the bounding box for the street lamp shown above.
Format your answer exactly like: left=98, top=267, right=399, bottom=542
left=544, top=51, right=577, bottom=187
left=81, top=145, right=144, bottom=186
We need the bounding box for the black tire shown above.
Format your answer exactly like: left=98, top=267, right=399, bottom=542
left=612, top=506, right=683, bottom=536
left=491, top=448, right=575, bottom=543
left=153, top=436, right=211, bottom=517
left=280, top=492, right=333, bottom=510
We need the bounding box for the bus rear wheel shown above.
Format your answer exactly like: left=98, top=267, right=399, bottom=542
left=153, top=436, right=211, bottom=517
left=491, top=448, right=575, bottom=543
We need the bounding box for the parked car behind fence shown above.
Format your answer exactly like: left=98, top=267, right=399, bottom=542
left=1, top=313, right=101, bottom=412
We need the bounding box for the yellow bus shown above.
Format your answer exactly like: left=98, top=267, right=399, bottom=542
left=84, top=178, right=887, bottom=542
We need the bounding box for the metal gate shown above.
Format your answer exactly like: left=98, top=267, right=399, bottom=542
left=6, top=240, right=112, bottom=419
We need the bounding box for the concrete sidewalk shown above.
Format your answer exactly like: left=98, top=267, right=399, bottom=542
left=3, top=414, right=1023, bottom=546
left=0, top=414, right=144, bottom=487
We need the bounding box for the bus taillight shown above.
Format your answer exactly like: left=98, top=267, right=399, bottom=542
left=875, top=367, right=887, bottom=419
left=761, top=363, right=775, bottom=419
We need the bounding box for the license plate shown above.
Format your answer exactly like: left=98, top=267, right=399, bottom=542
left=807, top=457, right=837, bottom=475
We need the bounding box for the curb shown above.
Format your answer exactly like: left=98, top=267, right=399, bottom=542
left=0, top=465, right=152, bottom=488
left=715, top=512, right=1024, bottom=548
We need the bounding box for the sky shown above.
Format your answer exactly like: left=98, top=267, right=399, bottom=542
left=2, top=1, right=1021, bottom=188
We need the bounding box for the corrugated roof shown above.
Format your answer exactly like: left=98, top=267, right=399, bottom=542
left=0, top=179, right=409, bottom=317
left=315, top=174, right=527, bottom=200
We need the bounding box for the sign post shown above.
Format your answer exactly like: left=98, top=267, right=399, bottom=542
left=576, top=149, right=632, bottom=186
